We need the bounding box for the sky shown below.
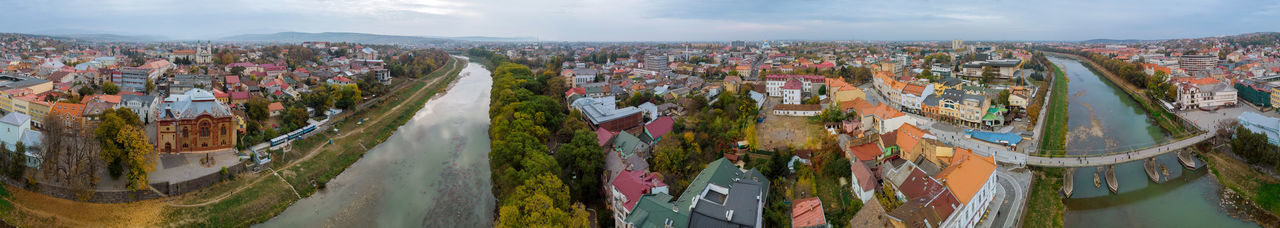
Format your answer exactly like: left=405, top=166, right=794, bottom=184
left=1, top=0, right=1279, bottom=41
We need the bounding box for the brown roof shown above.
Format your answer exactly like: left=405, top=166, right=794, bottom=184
left=848, top=142, right=882, bottom=162
left=936, top=147, right=996, bottom=204
left=883, top=123, right=929, bottom=154
left=902, top=83, right=927, bottom=96
left=791, top=197, right=827, bottom=228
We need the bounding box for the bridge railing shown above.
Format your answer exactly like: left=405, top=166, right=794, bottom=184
left=1028, top=132, right=1207, bottom=158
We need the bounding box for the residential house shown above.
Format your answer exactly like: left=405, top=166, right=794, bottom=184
left=623, top=158, right=768, bottom=228
left=849, top=158, right=877, bottom=203
left=0, top=113, right=42, bottom=168
left=825, top=77, right=865, bottom=104
left=119, top=94, right=158, bottom=123
left=610, top=170, right=669, bottom=226
left=792, top=197, right=829, bottom=228
left=936, top=148, right=998, bottom=228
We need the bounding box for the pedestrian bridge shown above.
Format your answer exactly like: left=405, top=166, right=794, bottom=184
left=1013, top=132, right=1214, bottom=168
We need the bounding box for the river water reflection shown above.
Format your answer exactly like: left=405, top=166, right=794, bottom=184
left=258, top=57, right=496, bottom=227
left=1050, top=56, right=1256, bottom=227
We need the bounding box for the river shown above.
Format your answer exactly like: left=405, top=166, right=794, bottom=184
left=257, top=57, right=496, bottom=227
left=1049, top=56, right=1257, bottom=227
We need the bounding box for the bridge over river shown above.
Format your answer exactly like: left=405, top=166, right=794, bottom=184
left=1016, top=131, right=1213, bottom=168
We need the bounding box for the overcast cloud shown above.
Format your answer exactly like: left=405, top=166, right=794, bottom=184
left=0, top=0, right=1277, bottom=41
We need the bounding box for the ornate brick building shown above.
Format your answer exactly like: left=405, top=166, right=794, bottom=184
left=156, top=89, right=236, bottom=153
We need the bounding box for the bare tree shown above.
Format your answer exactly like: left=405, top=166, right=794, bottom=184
left=40, top=114, right=102, bottom=199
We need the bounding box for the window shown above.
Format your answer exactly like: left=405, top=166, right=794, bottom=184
left=200, top=121, right=210, bottom=137
left=221, top=126, right=227, bottom=135
left=183, top=127, right=188, bottom=138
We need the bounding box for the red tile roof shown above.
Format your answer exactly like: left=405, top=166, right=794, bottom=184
left=645, top=116, right=674, bottom=140
left=848, top=142, right=882, bottom=162
left=791, top=197, right=827, bottom=228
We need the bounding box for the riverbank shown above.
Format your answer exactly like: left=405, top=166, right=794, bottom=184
left=1022, top=59, right=1070, bottom=228
left=0, top=56, right=467, bottom=227
left=1201, top=148, right=1280, bottom=227
left=1045, top=52, right=1191, bottom=137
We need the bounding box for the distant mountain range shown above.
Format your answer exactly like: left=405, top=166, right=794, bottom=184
left=1076, top=39, right=1153, bottom=44
left=218, top=32, right=535, bottom=44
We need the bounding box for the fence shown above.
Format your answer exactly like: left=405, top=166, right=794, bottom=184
left=0, top=160, right=248, bottom=203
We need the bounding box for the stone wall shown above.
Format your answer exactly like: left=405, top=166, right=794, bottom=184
left=0, top=160, right=248, bottom=203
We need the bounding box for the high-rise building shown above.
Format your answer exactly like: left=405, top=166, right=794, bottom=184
left=952, top=39, right=965, bottom=50
left=645, top=54, right=668, bottom=72
left=1180, top=55, right=1217, bottom=72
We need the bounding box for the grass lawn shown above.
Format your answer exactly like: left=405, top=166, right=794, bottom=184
left=1022, top=61, right=1069, bottom=228
left=1039, top=62, right=1070, bottom=156
left=1022, top=167, right=1065, bottom=228
left=815, top=169, right=862, bottom=228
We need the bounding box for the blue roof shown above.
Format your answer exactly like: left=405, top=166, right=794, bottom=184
left=965, top=129, right=1023, bottom=146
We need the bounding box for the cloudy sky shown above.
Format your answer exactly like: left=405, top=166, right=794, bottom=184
left=2, top=0, right=1278, bottom=41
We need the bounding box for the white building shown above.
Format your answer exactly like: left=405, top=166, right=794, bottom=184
left=765, top=74, right=824, bottom=97
left=0, top=113, right=42, bottom=168
left=1177, top=82, right=1237, bottom=110
left=780, top=78, right=803, bottom=104
left=937, top=149, right=998, bottom=228
left=898, top=83, right=936, bottom=113
left=119, top=94, right=159, bottom=123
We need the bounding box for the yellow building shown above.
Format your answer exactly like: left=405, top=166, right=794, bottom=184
left=825, top=78, right=865, bottom=104
left=1271, top=88, right=1280, bottom=109
left=0, top=75, right=54, bottom=126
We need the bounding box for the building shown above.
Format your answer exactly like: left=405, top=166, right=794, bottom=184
left=645, top=54, right=668, bottom=72
left=849, top=157, right=877, bottom=202
left=899, top=83, right=936, bottom=114
left=952, top=39, right=964, bottom=50
left=1239, top=111, right=1280, bottom=146
left=119, top=94, right=158, bottom=123
left=571, top=96, right=644, bottom=132
left=825, top=78, right=865, bottom=104
left=959, top=59, right=1022, bottom=79
left=792, top=197, right=828, bottom=228
left=882, top=160, right=961, bottom=228
left=936, top=148, right=998, bottom=228
left=773, top=104, right=822, bottom=116
left=1176, top=80, right=1237, bottom=110
left=766, top=74, right=825, bottom=97
left=0, top=74, right=54, bottom=126
left=155, top=89, right=237, bottom=153
left=0, top=113, right=42, bottom=168
left=49, top=102, right=86, bottom=126
left=780, top=78, right=804, bottom=104
left=610, top=170, right=669, bottom=226
left=170, top=74, right=213, bottom=95
left=563, top=68, right=599, bottom=88
left=1179, top=55, right=1217, bottom=73
left=375, top=69, right=391, bottom=85
left=112, top=67, right=153, bottom=92
left=623, top=158, right=769, bottom=228
left=842, top=98, right=914, bottom=134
